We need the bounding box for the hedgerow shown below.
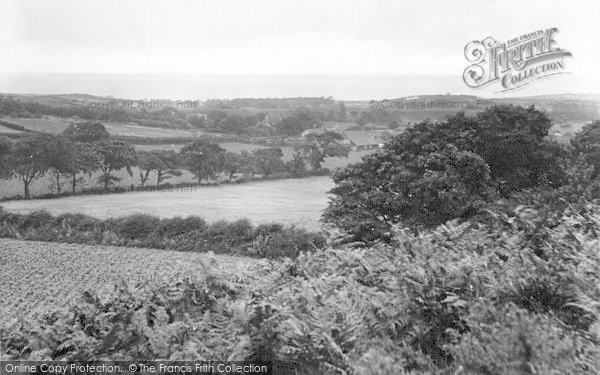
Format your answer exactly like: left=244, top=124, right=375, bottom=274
left=0, top=210, right=325, bottom=259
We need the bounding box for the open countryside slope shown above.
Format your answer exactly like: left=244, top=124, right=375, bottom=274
left=0, top=139, right=373, bottom=199
left=0, top=124, right=24, bottom=134
left=2, top=116, right=198, bottom=138
left=0, top=176, right=334, bottom=230
left=0, top=238, right=273, bottom=324
left=0, top=166, right=196, bottom=199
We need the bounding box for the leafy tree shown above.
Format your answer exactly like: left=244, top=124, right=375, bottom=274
left=63, top=121, right=110, bottom=143
left=324, top=105, right=563, bottom=239
left=180, top=140, right=225, bottom=182
left=460, top=106, right=554, bottom=192
left=388, top=120, right=400, bottom=130
left=383, top=106, right=556, bottom=193
left=62, top=142, right=102, bottom=193
left=275, top=108, right=318, bottom=136
left=96, top=141, right=137, bottom=191
left=137, top=150, right=182, bottom=187
left=0, top=96, right=24, bottom=114
left=188, top=114, right=207, bottom=128
left=570, top=120, right=600, bottom=179
left=215, top=114, right=250, bottom=133
left=302, top=131, right=350, bottom=170
left=240, top=150, right=257, bottom=177
left=325, top=142, right=493, bottom=239
left=275, top=116, right=310, bottom=136
left=8, top=133, right=63, bottom=198
left=286, top=150, right=307, bottom=177
left=252, top=148, right=285, bottom=177
left=223, top=151, right=250, bottom=181
left=207, top=110, right=228, bottom=126
left=0, top=136, right=12, bottom=178
left=47, top=136, right=76, bottom=195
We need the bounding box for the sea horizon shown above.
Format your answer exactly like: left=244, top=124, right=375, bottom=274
left=1, top=73, right=597, bottom=102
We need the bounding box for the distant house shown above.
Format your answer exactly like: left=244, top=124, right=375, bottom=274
left=362, top=122, right=390, bottom=130
left=342, top=130, right=385, bottom=151
left=301, top=127, right=325, bottom=137
left=320, top=121, right=358, bottom=132
left=301, top=121, right=359, bottom=137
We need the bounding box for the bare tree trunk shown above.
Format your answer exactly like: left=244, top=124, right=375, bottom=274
left=55, top=172, right=61, bottom=195
left=23, top=180, right=30, bottom=199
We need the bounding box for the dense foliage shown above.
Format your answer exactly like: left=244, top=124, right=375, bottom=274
left=0, top=210, right=325, bottom=259
left=325, top=106, right=591, bottom=239
left=2, top=201, right=598, bottom=373
left=0, top=136, right=11, bottom=178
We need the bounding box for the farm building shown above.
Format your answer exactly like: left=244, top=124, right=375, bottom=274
left=301, top=127, right=326, bottom=137
left=301, top=121, right=360, bottom=137
left=320, top=121, right=359, bottom=132
left=362, top=122, right=390, bottom=130
left=342, top=130, right=386, bottom=150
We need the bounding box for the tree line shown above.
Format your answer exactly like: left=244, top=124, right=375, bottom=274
left=0, top=121, right=349, bottom=199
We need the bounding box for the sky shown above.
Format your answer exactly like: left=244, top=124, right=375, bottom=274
left=1, top=0, right=599, bottom=99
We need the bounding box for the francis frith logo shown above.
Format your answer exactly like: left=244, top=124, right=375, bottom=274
left=463, top=27, right=572, bottom=91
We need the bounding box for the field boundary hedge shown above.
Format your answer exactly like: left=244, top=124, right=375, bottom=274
left=0, top=209, right=326, bottom=259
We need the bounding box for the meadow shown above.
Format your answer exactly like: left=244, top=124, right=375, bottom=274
left=0, top=176, right=334, bottom=230
left=0, top=166, right=196, bottom=199
left=133, top=141, right=269, bottom=153
left=2, top=116, right=198, bottom=138
left=0, top=124, right=24, bottom=134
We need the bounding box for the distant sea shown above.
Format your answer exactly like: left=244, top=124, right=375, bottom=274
left=0, top=73, right=589, bottom=101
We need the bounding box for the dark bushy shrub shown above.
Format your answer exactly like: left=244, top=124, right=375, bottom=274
left=251, top=225, right=326, bottom=258
left=205, top=219, right=255, bottom=253
left=115, top=214, right=161, bottom=240
left=254, top=223, right=285, bottom=236
left=20, top=210, right=55, bottom=229
left=156, top=216, right=207, bottom=238
left=56, top=213, right=104, bottom=232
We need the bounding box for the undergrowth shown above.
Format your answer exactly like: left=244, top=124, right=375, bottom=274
left=2, top=203, right=599, bottom=374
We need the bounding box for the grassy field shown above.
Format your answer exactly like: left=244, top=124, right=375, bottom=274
left=0, top=238, right=272, bottom=325
left=0, top=166, right=196, bottom=199
left=0, top=176, right=334, bottom=230
left=0, top=124, right=25, bottom=134
left=2, top=116, right=199, bottom=138
left=133, top=141, right=269, bottom=153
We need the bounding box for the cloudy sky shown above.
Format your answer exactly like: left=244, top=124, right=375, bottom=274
left=1, top=0, right=599, bottom=98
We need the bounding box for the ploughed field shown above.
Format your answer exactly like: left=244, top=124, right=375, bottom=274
left=0, top=176, right=334, bottom=230
left=0, top=238, right=274, bottom=325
